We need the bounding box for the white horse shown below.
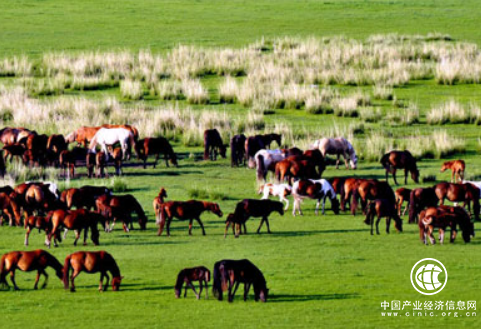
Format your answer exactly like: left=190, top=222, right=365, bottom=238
left=258, top=183, right=292, bottom=210
left=89, top=128, right=134, bottom=160
left=254, top=149, right=286, bottom=182
left=291, top=179, right=338, bottom=216
left=312, top=137, right=358, bottom=169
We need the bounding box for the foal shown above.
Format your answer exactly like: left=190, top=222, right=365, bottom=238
left=364, top=199, right=403, bottom=235
left=395, top=188, right=411, bottom=216
left=258, top=183, right=291, bottom=210
left=440, top=160, right=465, bottom=183
left=175, top=266, right=211, bottom=299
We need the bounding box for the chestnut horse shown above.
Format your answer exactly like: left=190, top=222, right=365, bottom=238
left=63, top=186, right=111, bottom=210
left=440, top=160, right=465, bottom=183
left=153, top=187, right=168, bottom=220
left=109, top=194, right=147, bottom=230
left=157, top=200, right=223, bottom=236
left=175, top=266, right=211, bottom=299
left=419, top=206, right=474, bottom=244
left=395, top=187, right=411, bottom=216
left=292, top=179, right=340, bottom=216
left=230, top=134, right=246, bottom=167
left=351, top=179, right=396, bottom=216
left=59, top=147, right=89, bottom=178
left=0, top=192, right=22, bottom=226
left=213, top=259, right=269, bottom=302
left=63, top=251, right=123, bottom=292
left=111, top=147, right=123, bottom=176
left=203, top=129, right=226, bottom=161
left=65, top=126, right=101, bottom=147
left=408, top=187, right=439, bottom=224
left=275, top=149, right=325, bottom=183
left=380, top=150, right=419, bottom=185
left=135, top=137, right=178, bottom=168
left=46, top=209, right=101, bottom=247
left=224, top=199, right=284, bottom=237
left=95, top=151, right=108, bottom=178
left=86, top=152, right=96, bottom=178
left=434, top=182, right=480, bottom=221
left=0, top=250, right=63, bottom=290
left=364, top=199, right=403, bottom=235
left=24, top=215, right=61, bottom=246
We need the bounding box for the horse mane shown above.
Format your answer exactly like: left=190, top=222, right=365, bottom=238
left=175, top=270, right=186, bottom=293
left=105, top=253, right=121, bottom=278
left=256, top=153, right=266, bottom=181
left=44, top=251, right=64, bottom=277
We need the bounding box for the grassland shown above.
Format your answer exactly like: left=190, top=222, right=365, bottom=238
left=1, top=1, right=481, bottom=329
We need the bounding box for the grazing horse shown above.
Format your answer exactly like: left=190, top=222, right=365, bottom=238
left=136, top=137, right=178, bottom=168
left=230, top=134, right=246, bottom=167
left=153, top=187, right=168, bottom=220
left=108, top=194, right=147, bottom=231
left=260, top=133, right=282, bottom=149
left=203, top=129, right=226, bottom=161
left=65, top=126, right=101, bottom=147
left=224, top=199, right=284, bottom=237
left=258, top=183, right=291, bottom=210
left=291, top=179, right=340, bottom=216
left=408, top=187, right=439, bottom=224
left=440, top=160, right=465, bottom=183
left=245, top=136, right=266, bottom=168
left=434, top=182, right=480, bottom=221
left=351, top=179, right=396, bottom=216
left=395, top=188, right=412, bottom=216
left=380, top=150, right=419, bottom=185
left=63, top=251, right=123, bottom=292
left=254, top=149, right=285, bottom=181
left=89, top=128, right=135, bottom=160
left=157, top=200, right=223, bottom=236
left=0, top=193, right=22, bottom=226
left=364, top=199, right=403, bottom=235
left=0, top=127, right=34, bottom=146
left=2, top=143, right=26, bottom=163
left=46, top=134, right=67, bottom=165
left=213, top=259, right=269, bottom=302
left=0, top=250, right=63, bottom=290
left=419, top=206, right=474, bottom=244
left=175, top=266, right=211, bottom=299
left=313, top=137, right=358, bottom=169
left=24, top=134, right=49, bottom=166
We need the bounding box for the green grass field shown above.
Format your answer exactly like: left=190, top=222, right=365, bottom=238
left=1, top=1, right=481, bottom=328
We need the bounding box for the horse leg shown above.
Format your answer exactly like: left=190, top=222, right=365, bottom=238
left=376, top=215, right=381, bottom=235
left=315, top=199, right=320, bottom=216
left=10, top=271, right=19, bottom=290
left=104, top=273, right=110, bottom=291
left=99, top=272, right=104, bottom=291
left=451, top=171, right=455, bottom=183
left=232, top=281, right=241, bottom=301
left=63, top=228, right=69, bottom=240
left=244, top=283, right=251, bottom=301
left=166, top=218, right=172, bottom=236
left=184, top=284, right=188, bottom=298
left=40, top=270, right=48, bottom=289
left=224, top=221, right=231, bottom=238
left=265, top=217, right=271, bottom=234
left=198, top=281, right=203, bottom=300
left=189, top=281, right=199, bottom=299
left=322, top=196, right=327, bottom=215
left=83, top=227, right=88, bottom=246
left=403, top=200, right=409, bottom=216
left=404, top=168, right=408, bottom=185
left=439, top=228, right=445, bottom=244
left=335, top=154, right=340, bottom=169
left=73, top=230, right=80, bottom=246
left=34, top=271, right=41, bottom=290
left=227, top=279, right=234, bottom=303
left=164, top=153, right=169, bottom=168
left=343, top=153, right=349, bottom=169
left=154, top=153, right=159, bottom=168
left=196, top=217, right=206, bottom=236
left=257, top=217, right=265, bottom=234
left=188, top=219, right=193, bottom=235
left=451, top=228, right=457, bottom=243
left=386, top=217, right=390, bottom=234
left=428, top=227, right=436, bottom=245
left=25, top=226, right=31, bottom=246
left=392, top=168, right=398, bottom=185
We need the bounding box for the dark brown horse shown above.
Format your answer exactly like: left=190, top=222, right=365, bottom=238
left=175, top=266, right=211, bottom=299
left=204, top=129, right=226, bottom=161
left=86, top=152, right=96, bottom=178
left=96, top=151, right=108, bottom=178
left=158, top=200, right=223, bottom=236
left=245, top=135, right=265, bottom=168
left=329, top=177, right=348, bottom=211
left=46, top=134, right=68, bottom=165
left=46, top=209, right=101, bottom=247
left=230, top=134, right=246, bottom=167
left=440, top=160, right=465, bottom=183
left=63, top=186, right=111, bottom=210
left=109, top=194, right=147, bottom=230
left=63, top=251, right=123, bottom=292
left=395, top=187, right=411, bottom=216
left=408, top=187, right=440, bottom=224
left=111, top=147, right=123, bottom=175
left=0, top=250, right=63, bottom=290
left=136, top=137, right=178, bottom=168
left=259, top=133, right=282, bottom=149
left=224, top=199, right=284, bottom=237
left=2, top=143, right=26, bottom=163
left=0, top=192, right=22, bottom=226
left=351, top=179, right=395, bottom=216
left=380, top=150, right=420, bottom=185
left=434, top=182, right=480, bottom=221
left=419, top=206, right=474, bottom=244
left=213, top=259, right=269, bottom=302
left=364, top=199, right=403, bottom=235
left=0, top=150, right=5, bottom=177
left=59, top=147, right=89, bottom=178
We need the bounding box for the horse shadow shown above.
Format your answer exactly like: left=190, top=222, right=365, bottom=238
left=273, top=228, right=366, bottom=237
left=117, top=284, right=172, bottom=292
left=269, top=293, right=358, bottom=303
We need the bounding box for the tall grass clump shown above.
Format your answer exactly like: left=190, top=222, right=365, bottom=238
left=372, top=84, right=394, bottom=100
left=427, top=100, right=469, bottom=124
left=181, top=78, right=209, bottom=104
left=120, top=79, right=143, bottom=100
left=219, top=76, right=238, bottom=103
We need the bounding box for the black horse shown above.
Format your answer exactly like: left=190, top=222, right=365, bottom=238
left=230, top=134, right=246, bottom=167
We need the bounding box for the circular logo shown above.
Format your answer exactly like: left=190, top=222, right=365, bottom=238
left=411, top=258, right=447, bottom=295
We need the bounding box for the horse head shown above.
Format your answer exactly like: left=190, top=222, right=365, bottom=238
left=159, top=188, right=168, bottom=200
left=209, top=203, right=223, bottom=217
left=112, top=276, right=123, bottom=291
left=220, top=144, right=227, bottom=159
left=331, top=197, right=340, bottom=214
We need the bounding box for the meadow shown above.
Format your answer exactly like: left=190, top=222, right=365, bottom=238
left=1, top=1, right=481, bottom=328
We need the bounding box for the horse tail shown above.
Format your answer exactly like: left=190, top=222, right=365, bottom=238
left=409, top=190, right=417, bottom=224
left=275, top=162, right=282, bottom=182
left=205, top=269, right=211, bottom=282
left=63, top=254, right=71, bottom=289
left=212, top=262, right=224, bottom=300
left=256, top=154, right=266, bottom=181
left=0, top=254, right=7, bottom=286
left=351, top=187, right=360, bottom=215
left=380, top=153, right=390, bottom=170
left=364, top=201, right=375, bottom=225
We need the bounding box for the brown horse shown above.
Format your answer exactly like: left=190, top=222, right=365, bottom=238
left=329, top=177, right=348, bottom=211
left=275, top=149, right=325, bottom=183
left=213, top=259, right=269, bottom=302
left=380, top=150, right=420, bottom=185
left=245, top=136, right=265, bottom=168
left=395, top=187, right=412, bottom=216
left=109, top=194, right=147, bottom=230
left=0, top=127, right=34, bottom=146
left=86, top=152, right=96, bottom=178
left=59, top=147, right=89, bottom=178
left=63, top=251, right=123, bottom=292
left=0, top=150, right=5, bottom=177
left=136, top=137, right=178, bottom=168
left=224, top=199, right=284, bottom=237
left=46, top=134, right=68, bottom=165
left=2, top=143, right=26, bottom=163
left=0, top=192, right=22, bottom=226
left=292, top=179, right=340, bottom=216
left=204, top=129, right=226, bottom=161
left=63, top=186, right=111, bottom=210
left=230, top=134, right=246, bottom=167
left=96, top=151, right=108, bottom=178
left=342, top=177, right=364, bottom=212
left=46, top=209, right=101, bottom=247
left=153, top=187, right=168, bottom=220
left=408, top=187, right=440, bottom=224
left=440, top=160, right=465, bottom=183
left=25, top=133, right=49, bottom=166
left=419, top=206, right=474, bottom=244
left=24, top=215, right=61, bottom=246
left=364, top=199, right=403, bottom=235
left=175, top=266, right=211, bottom=299
left=434, top=182, right=480, bottom=221
left=0, top=250, right=64, bottom=290
left=158, top=200, right=223, bottom=236
left=65, top=126, right=101, bottom=147
left=111, top=147, right=123, bottom=175
left=351, top=179, right=396, bottom=216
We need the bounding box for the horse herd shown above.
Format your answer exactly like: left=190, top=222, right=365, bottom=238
left=0, top=125, right=478, bottom=301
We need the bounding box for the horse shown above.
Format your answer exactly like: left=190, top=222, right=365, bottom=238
left=0, top=127, right=34, bottom=146
left=441, top=160, right=465, bottom=183
left=0, top=151, right=5, bottom=177
left=111, top=147, right=123, bottom=175
left=63, top=186, right=111, bottom=210
left=101, top=124, right=139, bottom=141
left=23, top=133, right=49, bottom=166
left=203, top=129, right=226, bottom=161
left=408, top=187, right=439, bottom=224
left=0, top=250, right=63, bottom=290
left=312, top=137, right=357, bottom=169
left=230, top=134, right=246, bottom=167
left=245, top=136, right=266, bottom=168
left=175, top=266, right=211, bottom=299
left=434, top=182, right=480, bottom=221
left=380, top=150, right=419, bottom=185
left=419, top=206, right=474, bottom=244
left=65, top=126, right=101, bottom=147
left=86, top=152, right=96, bottom=178
left=24, top=215, right=60, bottom=246
left=258, top=183, right=291, bottom=210
left=95, top=151, right=108, bottom=178
left=23, top=184, right=58, bottom=218
left=351, top=179, right=395, bottom=216
left=213, top=259, right=269, bottom=302
left=46, top=134, right=68, bottom=165
left=153, top=187, right=168, bottom=220
left=63, top=251, right=123, bottom=292
left=275, top=150, right=324, bottom=183
left=135, top=137, right=178, bottom=168
left=224, top=199, right=284, bottom=237
left=0, top=192, right=22, bottom=226
left=108, top=194, right=147, bottom=231
left=254, top=149, right=285, bottom=182
left=259, top=133, right=282, bottom=149
left=291, top=179, right=340, bottom=216
left=59, top=147, right=89, bottom=178
left=329, top=177, right=348, bottom=211
left=364, top=199, right=403, bottom=235
left=90, top=128, right=135, bottom=161
left=2, top=143, right=26, bottom=163
left=395, top=187, right=411, bottom=216
left=157, top=200, right=223, bottom=236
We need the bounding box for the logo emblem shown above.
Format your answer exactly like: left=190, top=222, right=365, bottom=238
left=411, top=258, right=447, bottom=295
